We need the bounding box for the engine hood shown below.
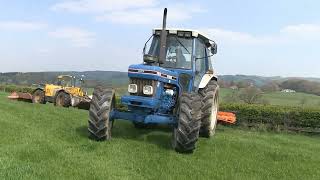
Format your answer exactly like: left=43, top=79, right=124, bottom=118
left=128, top=64, right=179, bottom=84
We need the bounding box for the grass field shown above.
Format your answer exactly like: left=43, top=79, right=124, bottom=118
left=220, top=88, right=320, bottom=107
left=0, top=91, right=320, bottom=179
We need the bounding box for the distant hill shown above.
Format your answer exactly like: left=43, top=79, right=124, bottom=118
left=219, top=75, right=320, bottom=87
left=0, top=71, right=128, bottom=87
left=1, top=71, right=320, bottom=88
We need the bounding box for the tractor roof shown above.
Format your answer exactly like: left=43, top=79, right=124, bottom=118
left=153, top=28, right=212, bottom=41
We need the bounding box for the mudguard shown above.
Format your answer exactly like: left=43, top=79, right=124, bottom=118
left=198, top=73, right=218, bottom=89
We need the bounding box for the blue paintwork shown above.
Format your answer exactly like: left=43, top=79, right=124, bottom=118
left=112, top=37, right=212, bottom=125
left=128, top=64, right=194, bottom=94
left=111, top=110, right=175, bottom=124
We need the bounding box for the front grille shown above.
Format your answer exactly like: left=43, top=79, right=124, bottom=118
left=130, top=78, right=157, bottom=97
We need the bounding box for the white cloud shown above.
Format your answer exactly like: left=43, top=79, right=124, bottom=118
left=51, top=0, right=157, bottom=13
left=51, top=0, right=204, bottom=25
left=97, top=5, right=202, bottom=24
left=203, top=24, right=320, bottom=46
left=281, top=24, right=320, bottom=34
left=280, top=24, right=320, bottom=40
left=49, top=27, right=95, bottom=47
left=0, top=21, right=47, bottom=31
left=203, top=28, right=281, bottom=46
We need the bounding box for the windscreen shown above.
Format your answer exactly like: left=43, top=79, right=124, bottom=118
left=144, top=35, right=193, bottom=69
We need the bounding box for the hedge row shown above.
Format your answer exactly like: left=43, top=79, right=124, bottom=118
left=220, top=103, right=320, bottom=130
left=0, top=84, right=36, bottom=93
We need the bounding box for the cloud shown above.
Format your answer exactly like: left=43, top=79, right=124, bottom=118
left=96, top=5, right=202, bottom=24
left=49, top=27, right=95, bottom=47
left=280, top=24, right=320, bottom=40
left=51, top=0, right=204, bottom=25
left=203, top=28, right=278, bottom=45
left=203, top=23, right=320, bottom=46
left=51, top=0, right=157, bottom=13
left=0, top=21, right=47, bottom=31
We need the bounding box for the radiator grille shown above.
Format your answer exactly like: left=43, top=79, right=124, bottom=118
left=130, top=78, right=157, bottom=96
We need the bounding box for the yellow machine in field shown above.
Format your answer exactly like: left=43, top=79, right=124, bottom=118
left=32, top=75, right=91, bottom=109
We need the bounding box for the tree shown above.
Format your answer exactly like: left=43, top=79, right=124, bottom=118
left=223, top=90, right=240, bottom=103
left=261, top=81, right=280, bottom=92
left=281, top=79, right=320, bottom=96
left=236, top=81, right=250, bottom=88
left=238, top=86, right=263, bottom=104
left=218, top=79, right=228, bottom=88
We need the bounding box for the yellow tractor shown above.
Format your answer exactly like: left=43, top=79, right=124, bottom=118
left=32, top=75, right=91, bottom=109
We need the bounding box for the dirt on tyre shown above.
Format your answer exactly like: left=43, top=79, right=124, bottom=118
left=32, top=89, right=46, bottom=104
left=88, top=86, right=115, bottom=141
left=199, top=80, right=219, bottom=138
left=54, top=91, right=71, bottom=107
left=172, top=93, right=201, bottom=153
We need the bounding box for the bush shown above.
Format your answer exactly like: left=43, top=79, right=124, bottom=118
left=0, top=84, right=36, bottom=93
left=220, top=103, right=320, bottom=130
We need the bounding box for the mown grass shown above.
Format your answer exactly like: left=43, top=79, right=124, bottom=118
left=220, top=88, right=320, bottom=107
left=0, top=91, right=320, bottom=179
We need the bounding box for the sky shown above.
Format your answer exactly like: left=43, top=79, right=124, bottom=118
left=0, top=0, right=320, bottom=77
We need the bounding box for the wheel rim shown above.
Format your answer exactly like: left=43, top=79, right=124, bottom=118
left=56, top=94, right=63, bottom=106
left=210, top=93, right=218, bottom=132
left=34, top=95, right=40, bottom=103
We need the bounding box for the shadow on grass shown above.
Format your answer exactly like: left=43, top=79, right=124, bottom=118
left=113, top=123, right=173, bottom=150
left=76, top=126, right=89, bottom=139
left=75, top=121, right=173, bottom=150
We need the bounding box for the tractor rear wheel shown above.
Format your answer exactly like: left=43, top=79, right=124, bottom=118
left=88, top=86, right=115, bottom=141
left=172, top=93, right=201, bottom=153
left=32, top=89, right=46, bottom=104
left=199, top=80, right=219, bottom=138
left=54, top=91, right=71, bottom=107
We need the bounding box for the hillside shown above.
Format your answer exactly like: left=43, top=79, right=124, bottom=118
left=0, top=71, right=128, bottom=87
left=0, top=92, right=319, bottom=179
left=220, top=88, right=320, bottom=107
left=1, top=71, right=320, bottom=88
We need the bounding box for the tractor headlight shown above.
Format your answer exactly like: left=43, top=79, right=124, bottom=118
left=165, top=89, right=174, bottom=96
left=128, top=84, right=137, bottom=93
left=143, top=85, right=153, bottom=95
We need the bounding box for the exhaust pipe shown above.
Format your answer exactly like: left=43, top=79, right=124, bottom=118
left=159, top=8, right=167, bottom=64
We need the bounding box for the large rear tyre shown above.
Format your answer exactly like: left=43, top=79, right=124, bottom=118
left=172, top=93, right=201, bottom=153
left=32, top=89, right=46, bottom=104
left=199, top=80, right=219, bottom=138
left=54, top=91, right=71, bottom=107
left=88, top=86, right=115, bottom=141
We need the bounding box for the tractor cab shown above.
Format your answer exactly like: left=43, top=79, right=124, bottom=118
left=56, top=75, right=84, bottom=88
left=142, top=28, right=217, bottom=91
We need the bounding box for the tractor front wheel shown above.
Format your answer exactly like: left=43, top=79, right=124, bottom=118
left=172, top=93, right=201, bottom=153
left=32, top=89, right=46, bottom=104
left=88, top=86, right=115, bottom=141
left=54, top=91, right=71, bottom=107
left=199, top=80, right=219, bottom=138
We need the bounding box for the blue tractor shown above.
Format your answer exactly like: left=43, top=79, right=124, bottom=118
left=88, top=8, right=219, bottom=153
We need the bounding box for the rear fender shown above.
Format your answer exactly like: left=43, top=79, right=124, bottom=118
left=198, top=73, right=218, bottom=89
left=32, top=88, right=44, bottom=94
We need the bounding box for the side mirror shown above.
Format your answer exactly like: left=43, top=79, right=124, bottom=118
left=210, top=43, right=217, bottom=55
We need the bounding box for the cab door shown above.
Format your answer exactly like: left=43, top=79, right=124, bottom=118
left=193, top=38, right=208, bottom=89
